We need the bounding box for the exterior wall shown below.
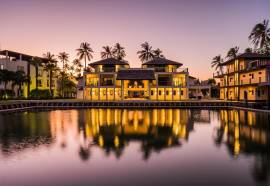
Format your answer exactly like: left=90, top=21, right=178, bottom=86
left=0, top=58, right=28, bottom=97
left=217, top=58, right=270, bottom=101
left=83, top=64, right=189, bottom=101
left=239, top=69, right=267, bottom=85
left=29, top=65, right=59, bottom=97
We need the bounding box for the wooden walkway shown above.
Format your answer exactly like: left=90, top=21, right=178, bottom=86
left=0, top=100, right=268, bottom=113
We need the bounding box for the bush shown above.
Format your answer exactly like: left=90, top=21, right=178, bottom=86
left=0, top=89, right=14, bottom=99
left=29, top=89, right=52, bottom=99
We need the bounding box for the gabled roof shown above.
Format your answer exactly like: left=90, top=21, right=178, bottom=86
left=221, top=53, right=270, bottom=66
left=89, top=58, right=129, bottom=67
left=142, top=58, right=182, bottom=67
left=117, top=68, right=155, bottom=80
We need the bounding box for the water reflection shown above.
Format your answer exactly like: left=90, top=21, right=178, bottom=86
left=0, top=112, right=52, bottom=157
left=216, top=110, right=270, bottom=183
left=0, top=109, right=270, bottom=185
left=79, top=109, right=199, bottom=160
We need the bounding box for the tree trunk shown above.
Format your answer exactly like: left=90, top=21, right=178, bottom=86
left=50, top=70, right=52, bottom=97
left=35, top=66, right=38, bottom=97
left=84, top=56, right=86, bottom=70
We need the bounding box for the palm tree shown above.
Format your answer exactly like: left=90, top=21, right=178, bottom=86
left=58, top=52, right=69, bottom=71
left=12, top=70, right=29, bottom=97
left=101, top=46, right=114, bottom=59
left=76, top=42, right=94, bottom=69
left=153, top=48, right=165, bottom=58
left=137, top=42, right=155, bottom=62
left=226, top=46, right=239, bottom=59
left=249, top=19, right=270, bottom=51
left=58, top=52, right=69, bottom=97
left=1, top=69, right=14, bottom=93
left=29, top=57, right=42, bottom=93
left=113, top=43, right=126, bottom=60
left=211, top=55, right=224, bottom=75
left=43, top=52, right=57, bottom=96
left=75, top=63, right=83, bottom=77
left=72, top=59, right=82, bottom=76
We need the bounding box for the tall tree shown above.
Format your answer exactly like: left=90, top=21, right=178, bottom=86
left=0, top=69, right=14, bottom=97
left=211, top=55, right=224, bottom=75
left=101, top=46, right=114, bottom=59
left=226, top=46, right=239, bottom=59
left=153, top=48, right=164, bottom=58
left=76, top=42, right=94, bottom=69
left=58, top=52, right=69, bottom=97
left=12, top=70, right=29, bottom=97
left=58, top=52, right=69, bottom=71
left=249, top=19, right=270, bottom=51
left=43, top=52, right=57, bottom=96
left=137, top=42, right=154, bottom=62
left=29, top=57, right=42, bottom=93
left=72, top=59, right=82, bottom=76
left=113, top=43, right=126, bottom=60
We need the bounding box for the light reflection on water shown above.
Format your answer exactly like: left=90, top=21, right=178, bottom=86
left=0, top=109, right=269, bottom=186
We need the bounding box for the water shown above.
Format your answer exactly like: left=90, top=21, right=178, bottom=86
left=0, top=109, right=269, bottom=186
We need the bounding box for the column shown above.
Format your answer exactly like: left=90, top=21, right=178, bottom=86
left=121, top=80, right=124, bottom=100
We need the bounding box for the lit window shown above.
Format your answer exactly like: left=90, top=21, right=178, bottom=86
left=0, top=64, right=4, bottom=70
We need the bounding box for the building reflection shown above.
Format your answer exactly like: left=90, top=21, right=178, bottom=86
left=0, top=112, right=53, bottom=157
left=0, top=108, right=211, bottom=162
left=79, top=108, right=199, bottom=160
left=216, top=109, right=270, bottom=183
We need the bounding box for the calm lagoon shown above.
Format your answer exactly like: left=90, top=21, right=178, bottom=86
left=0, top=109, right=269, bottom=186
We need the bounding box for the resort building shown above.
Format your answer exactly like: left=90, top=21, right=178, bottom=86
left=83, top=58, right=189, bottom=101
left=214, top=53, right=270, bottom=102
left=0, top=50, right=59, bottom=97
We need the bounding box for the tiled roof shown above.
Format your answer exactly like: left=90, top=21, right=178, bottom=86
left=142, top=58, right=182, bottom=66
left=117, top=68, right=155, bottom=80
left=221, top=53, right=270, bottom=65
left=89, top=58, right=129, bottom=67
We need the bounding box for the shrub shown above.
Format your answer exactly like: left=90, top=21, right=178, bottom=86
left=29, top=89, right=52, bottom=99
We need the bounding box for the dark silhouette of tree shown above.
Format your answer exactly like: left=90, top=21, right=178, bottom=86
left=76, top=42, right=94, bottom=69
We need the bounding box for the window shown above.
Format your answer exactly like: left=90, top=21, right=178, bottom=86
left=262, top=90, right=265, bottom=95
left=151, top=90, right=154, bottom=96
left=17, top=66, right=24, bottom=71
left=259, top=71, right=262, bottom=74
left=181, top=90, right=184, bottom=96
left=258, top=90, right=261, bottom=97
left=173, top=90, right=176, bottom=95
left=38, top=69, right=43, bottom=77
left=38, top=80, right=42, bottom=87
left=47, top=80, right=49, bottom=87
left=166, top=91, right=169, bottom=95
left=0, top=64, right=4, bottom=70
left=159, top=90, right=162, bottom=95
left=242, top=75, right=245, bottom=77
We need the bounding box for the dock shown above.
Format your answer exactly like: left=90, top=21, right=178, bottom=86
left=0, top=100, right=268, bottom=113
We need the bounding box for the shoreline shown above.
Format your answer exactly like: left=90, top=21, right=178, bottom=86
left=0, top=99, right=269, bottom=113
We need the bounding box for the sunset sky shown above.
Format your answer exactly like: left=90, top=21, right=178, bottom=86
left=0, top=0, right=269, bottom=79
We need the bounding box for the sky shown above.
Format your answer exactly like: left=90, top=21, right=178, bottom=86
left=0, top=0, right=269, bottom=79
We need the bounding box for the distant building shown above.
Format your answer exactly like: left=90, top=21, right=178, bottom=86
left=83, top=58, right=189, bottom=101
left=214, top=53, right=270, bottom=101
left=188, top=76, right=212, bottom=99
left=0, top=50, right=59, bottom=97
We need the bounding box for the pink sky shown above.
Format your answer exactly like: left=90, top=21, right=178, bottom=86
left=0, top=0, right=269, bottom=79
